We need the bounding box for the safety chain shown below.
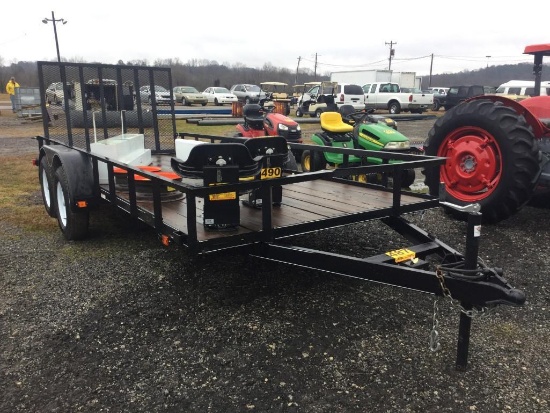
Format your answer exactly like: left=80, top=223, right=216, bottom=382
left=435, top=266, right=490, bottom=318
left=429, top=266, right=491, bottom=353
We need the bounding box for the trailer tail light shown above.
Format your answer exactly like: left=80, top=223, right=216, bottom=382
left=160, top=234, right=170, bottom=247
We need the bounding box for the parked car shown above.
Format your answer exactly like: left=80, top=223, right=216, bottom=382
left=139, top=85, right=173, bottom=105
left=202, top=87, right=238, bottom=105
left=428, top=87, right=449, bottom=111
left=494, top=80, right=550, bottom=102
left=443, top=85, right=485, bottom=110
left=229, top=84, right=267, bottom=104
left=173, top=86, right=208, bottom=106
left=45, top=82, right=68, bottom=105
left=334, top=83, right=365, bottom=110
left=428, top=87, right=449, bottom=95
left=86, top=79, right=117, bottom=85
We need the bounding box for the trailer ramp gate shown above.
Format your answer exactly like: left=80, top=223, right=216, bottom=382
left=35, top=62, right=526, bottom=371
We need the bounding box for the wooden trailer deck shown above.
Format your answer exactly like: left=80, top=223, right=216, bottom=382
left=99, top=153, right=439, bottom=252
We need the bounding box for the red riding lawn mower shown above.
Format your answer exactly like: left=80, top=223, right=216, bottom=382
left=235, top=102, right=303, bottom=163
left=423, top=43, right=550, bottom=224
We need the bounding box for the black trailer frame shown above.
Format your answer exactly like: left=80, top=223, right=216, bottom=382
left=35, top=62, right=526, bottom=370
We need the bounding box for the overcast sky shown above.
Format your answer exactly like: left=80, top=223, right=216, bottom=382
left=1, top=0, right=548, bottom=77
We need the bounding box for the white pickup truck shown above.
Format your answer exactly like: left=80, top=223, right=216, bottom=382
left=362, top=82, right=433, bottom=114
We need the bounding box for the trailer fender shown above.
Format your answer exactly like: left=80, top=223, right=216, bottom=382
left=40, top=145, right=97, bottom=211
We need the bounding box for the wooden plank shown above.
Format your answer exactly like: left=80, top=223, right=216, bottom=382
left=103, top=154, right=430, bottom=249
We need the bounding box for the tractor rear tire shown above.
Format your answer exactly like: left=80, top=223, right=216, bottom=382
left=423, top=99, right=541, bottom=224
left=54, top=165, right=90, bottom=240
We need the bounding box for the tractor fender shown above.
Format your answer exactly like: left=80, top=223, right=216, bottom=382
left=40, top=145, right=97, bottom=211
left=468, top=95, right=550, bottom=138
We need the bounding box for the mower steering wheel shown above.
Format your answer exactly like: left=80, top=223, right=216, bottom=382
left=344, top=111, right=368, bottom=124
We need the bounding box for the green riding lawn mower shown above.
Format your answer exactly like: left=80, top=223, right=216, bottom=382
left=300, top=104, right=418, bottom=187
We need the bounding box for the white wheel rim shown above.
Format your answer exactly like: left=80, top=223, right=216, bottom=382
left=56, top=181, right=67, bottom=227
left=42, top=169, right=51, bottom=208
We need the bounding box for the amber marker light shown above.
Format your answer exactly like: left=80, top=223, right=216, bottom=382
left=160, top=234, right=170, bottom=247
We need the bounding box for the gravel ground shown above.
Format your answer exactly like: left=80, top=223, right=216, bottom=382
left=0, top=111, right=549, bottom=412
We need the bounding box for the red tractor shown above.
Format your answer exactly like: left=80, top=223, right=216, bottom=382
left=424, top=43, right=550, bottom=223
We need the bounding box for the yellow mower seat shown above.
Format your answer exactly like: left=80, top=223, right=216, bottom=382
left=320, top=112, right=354, bottom=134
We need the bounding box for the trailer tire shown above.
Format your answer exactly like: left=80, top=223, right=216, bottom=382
left=39, top=157, right=56, bottom=217
left=423, top=99, right=542, bottom=224
left=54, top=165, right=89, bottom=240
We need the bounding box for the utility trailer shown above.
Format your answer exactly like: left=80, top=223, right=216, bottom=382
left=34, top=62, right=525, bottom=370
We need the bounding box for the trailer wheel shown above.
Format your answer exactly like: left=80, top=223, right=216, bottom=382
left=301, top=150, right=326, bottom=172
left=39, top=157, right=56, bottom=217
left=54, top=165, right=89, bottom=240
left=423, top=99, right=541, bottom=223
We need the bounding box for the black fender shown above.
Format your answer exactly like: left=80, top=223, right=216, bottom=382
left=40, top=145, right=98, bottom=211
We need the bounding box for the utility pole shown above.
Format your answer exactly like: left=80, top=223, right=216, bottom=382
left=313, top=53, right=318, bottom=80
left=295, top=56, right=301, bottom=85
left=385, top=41, right=396, bottom=71
left=42, top=11, right=68, bottom=63
left=429, top=53, right=434, bottom=87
